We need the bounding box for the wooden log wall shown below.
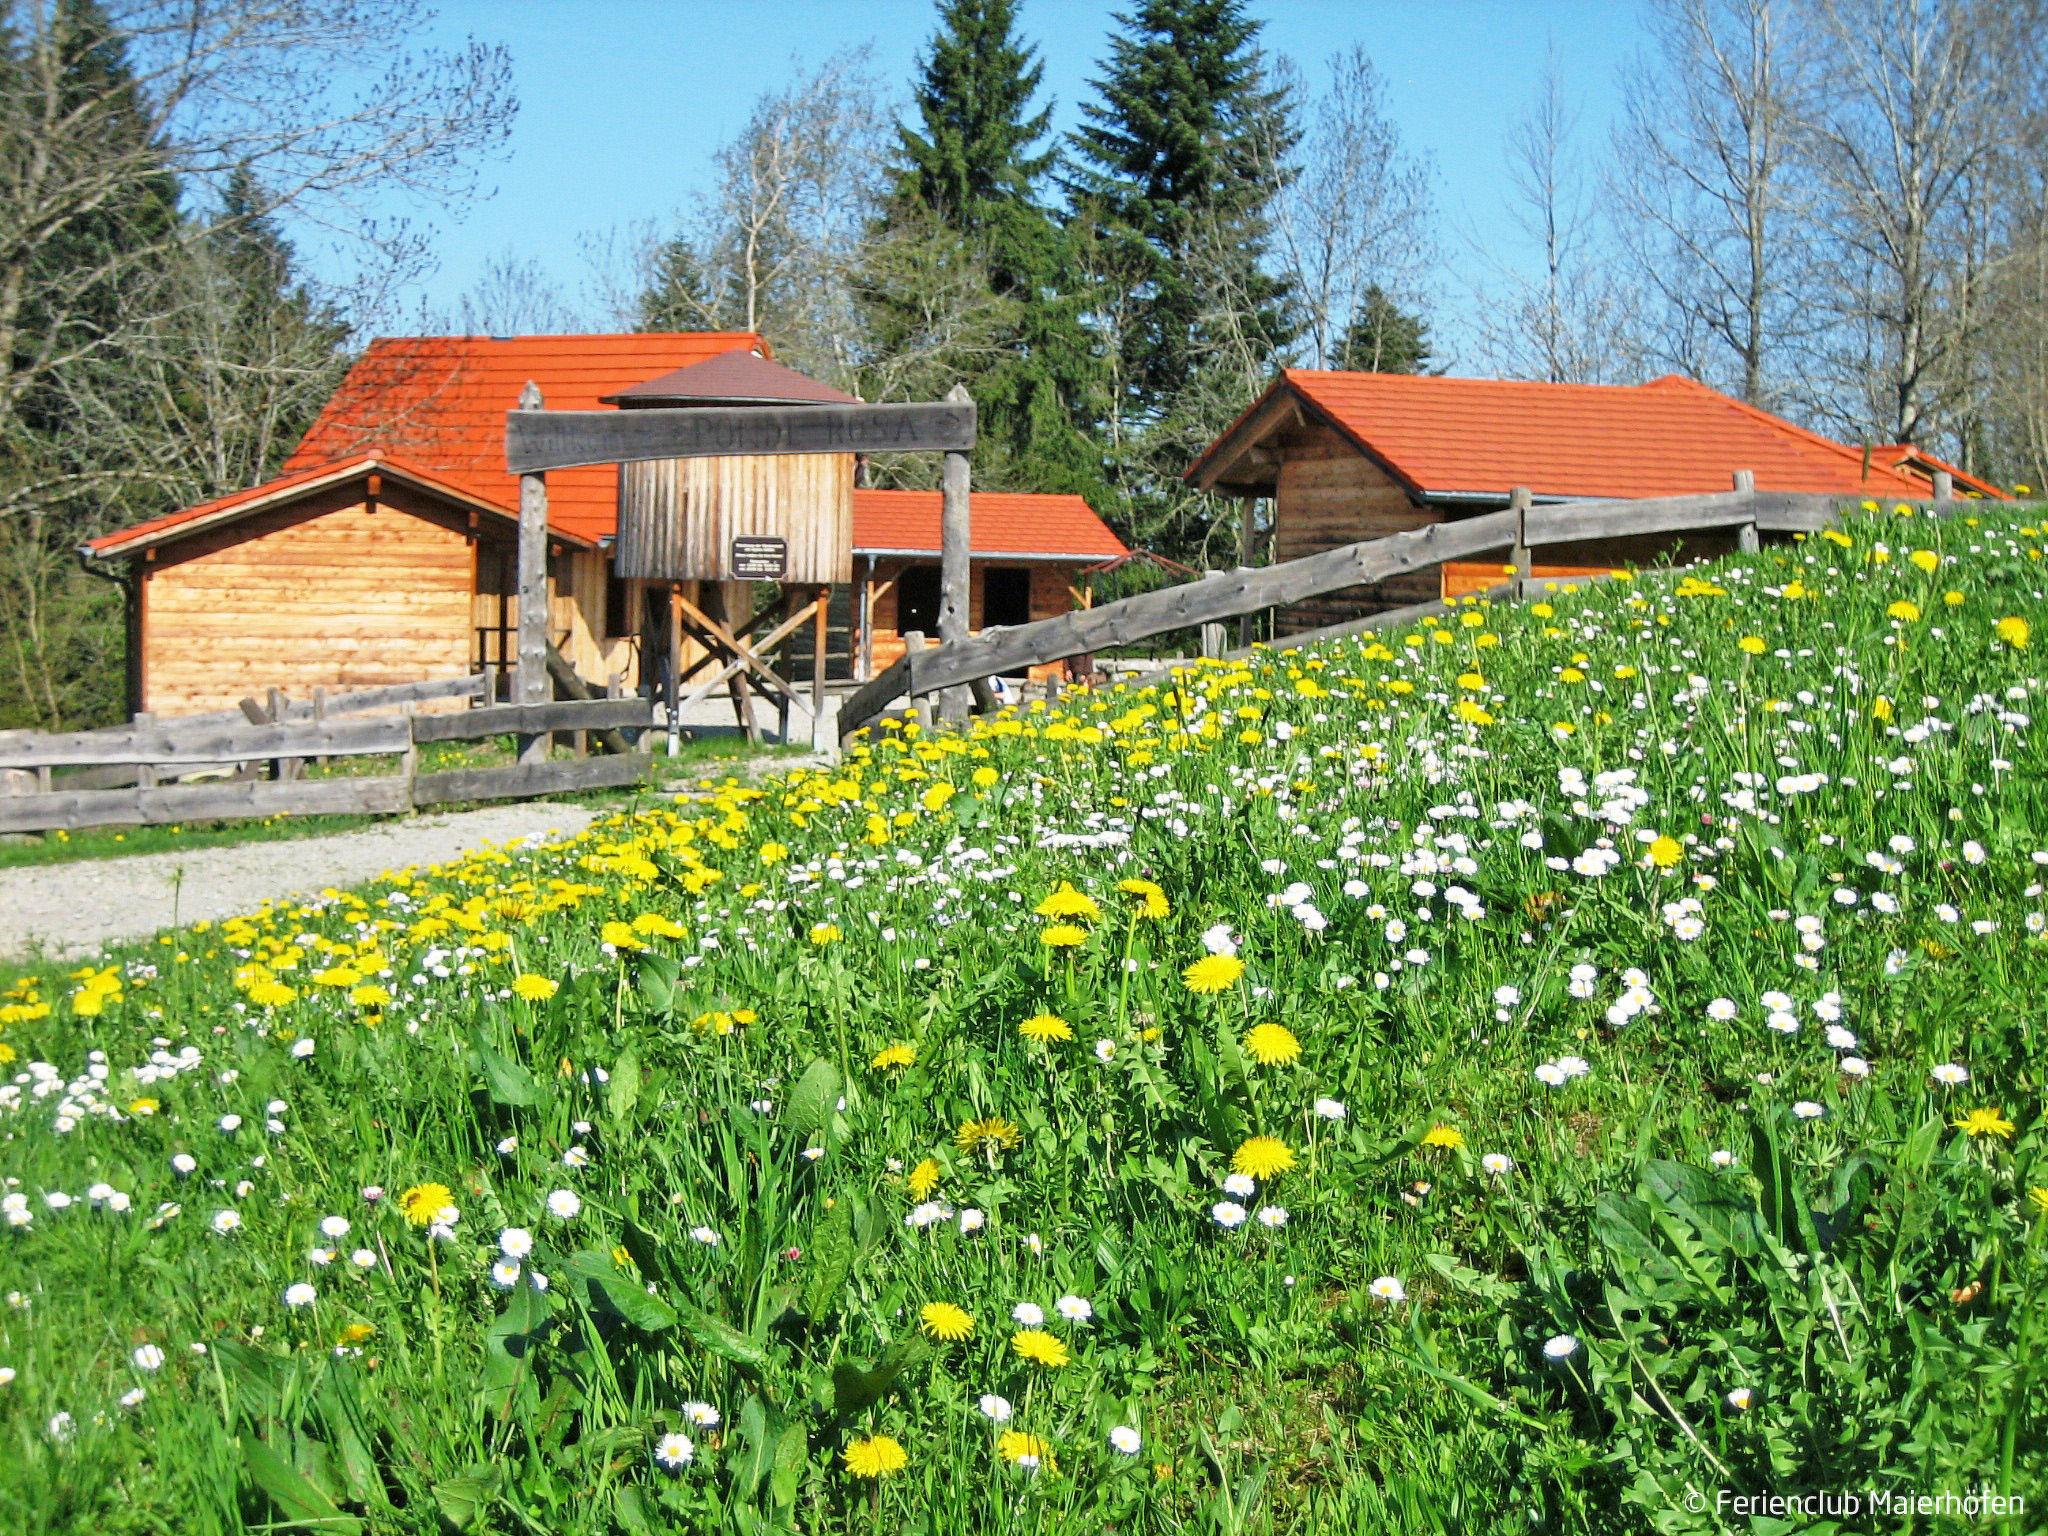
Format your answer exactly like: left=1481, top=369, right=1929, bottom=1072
left=1270, top=422, right=1442, bottom=631
left=615, top=451, right=854, bottom=584
left=140, top=481, right=478, bottom=716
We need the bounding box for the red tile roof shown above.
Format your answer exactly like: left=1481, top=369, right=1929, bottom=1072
left=283, top=332, right=767, bottom=542
left=603, top=349, right=859, bottom=406
left=1190, top=369, right=1954, bottom=501
left=852, top=489, right=1127, bottom=561
left=83, top=455, right=567, bottom=557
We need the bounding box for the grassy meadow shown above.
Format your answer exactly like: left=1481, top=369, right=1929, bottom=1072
left=2, top=505, right=2045, bottom=1534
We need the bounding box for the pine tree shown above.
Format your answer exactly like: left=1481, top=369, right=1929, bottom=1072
left=636, top=237, right=717, bottom=332
left=1334, top=285, right=1432, bottom=374
left=1066, top=0, right=1295, bottom=416
left=881, top=0, right=1105, bottom=500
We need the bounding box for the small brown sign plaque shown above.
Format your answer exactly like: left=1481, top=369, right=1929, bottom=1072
left=730, top=536, right=788, bottom=580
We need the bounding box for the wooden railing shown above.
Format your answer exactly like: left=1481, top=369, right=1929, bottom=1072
left=837, top=486, right=1986, bottom=740
left=0, top=679, right=655, bottom=835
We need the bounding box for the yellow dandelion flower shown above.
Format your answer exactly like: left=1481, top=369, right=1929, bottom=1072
left=336, top=1322, right=375, bottom=1346
left=632, top=912, right=687, bottom=939
left=843, top=1435, right=908, bottom=1479
left=1019, top=1012, right=1074, bottom=1044
left=920, top=1302, right=974, bottom=1341
left=809, top=923, right=843, bottom=946
left=601, top=921, right=644, bottom=950
left=1231, top=1136, right=1295, bottom=1180
left=997, top=1429, right=1057, bottom=1469
left=1011, top=1329, right=1070, bottom=1369
left=1039, top=923, right=1087, bottom=949
left=126, top=1096, right=159, bottom=1116
left=955, top=1117, right=1022, bottom=1156
left=349, top=984, right=392, bottom=1008
left=872, top=1042, right=917, bottom=1070
left=1908, top=549, right=1939, bottom=572
left=907, top=1158, right=942, bottom=1200
left=1420, top=1124, right=1465, bottom=1151
left=1953, top=1107, right=2016, bottom=1139
left=2029, top=1187, right=2048, bottom=1216
left=1995, top=615, right=2030, bottom=650
left=1183, top=953, right=1244, bottom=995
left=1738, top=636, right=1767, bottom=656
left=1116, top=878, right=1170, bottom=919
left=1242, top=1023, right=1301, bottom=1066
left=1035, top=882, right=1101, bottom=922
left=1647, top=835, right=1683, bottom=869
left=512, top=973, right=558, bottom=1002
left=1886, top=599, right=1921, bottom=622
left=398, top=1182, right=453, bottom=1227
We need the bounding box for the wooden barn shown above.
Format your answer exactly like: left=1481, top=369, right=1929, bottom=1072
left=1186, top=370, right=2001, bottom=631
left=82, top=333, right=1126, bottom=717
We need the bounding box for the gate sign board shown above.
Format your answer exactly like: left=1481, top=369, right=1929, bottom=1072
left=730, top=535, right=788, bottom=580
left=505, top=400, right=977, bottom=474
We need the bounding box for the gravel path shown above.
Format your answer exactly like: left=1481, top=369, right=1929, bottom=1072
left=0, top=801, right=606, bottom=963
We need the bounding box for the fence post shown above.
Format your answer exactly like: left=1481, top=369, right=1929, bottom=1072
left=134, top=712, right=158, bottom=791
left=1732, top=470, right=1760, bottom=551
left=1932, top=469, right=1953, bottom=505
left=1200, top=621, right=1226, bottom=660
left=1508, top=487, right=1533, bottom=601
left=401, top=703, right=420, bottom=811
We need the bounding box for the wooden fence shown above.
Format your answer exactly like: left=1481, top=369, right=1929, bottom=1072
left=837, top=486, right=1978, bottom=739
left=0, top=675, right=654, bottom=835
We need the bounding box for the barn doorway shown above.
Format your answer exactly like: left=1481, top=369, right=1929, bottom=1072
left=897, top=564, right=941, bottom=637
left=982, top=566, right=1030, bottom=629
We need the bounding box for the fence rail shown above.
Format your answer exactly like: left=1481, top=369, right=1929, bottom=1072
left=0, top=683, right=655, bottom=835
left=838, top=487, right=1982, bottom=740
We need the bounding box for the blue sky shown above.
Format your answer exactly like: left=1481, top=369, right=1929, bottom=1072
left=339, top=0, right=1649, bottom=354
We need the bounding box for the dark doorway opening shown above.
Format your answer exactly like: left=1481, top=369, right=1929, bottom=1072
left=896, top=564, right=941, bottom=636
left=982, top=566, right=1031, bottom=629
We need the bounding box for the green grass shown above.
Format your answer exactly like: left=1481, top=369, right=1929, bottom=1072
left=0, top=732, right=803, bottom=871
left=2, top=506, right=2045, bottom=1534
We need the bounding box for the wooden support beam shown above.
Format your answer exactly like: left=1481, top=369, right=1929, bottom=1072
left=506, top=399, right=977, bottom=473
left=937, top=385, right=973, bottom=724
left=514, top=381, right=551, bottom=765
left=674, top=592, right=801, bottom=705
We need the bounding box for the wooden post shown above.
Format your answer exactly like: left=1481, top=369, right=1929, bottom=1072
left=810, top=584, right=829, bottom=750
left=1507, top=486, right=1533, bottom=602
left=857, top=557, right=876, bottom=683
left=515, top=382, right=550, bottom=766
left=1733, top=471, right=1760, bottom=551
left=1237, top=493, right=1257, bottom=646
left=266, top=688, right=292, bottom=781
left=666, top=584, right=683, bottom=757
left=904, top=630, right=927, bottom=720
left=1932, top=469, right=1953, bottom=504
left=1200, top=622, right=1226, bottom=660
left=400, top=703, right=420, bottom=810
left=937, top=384, right=974, bottom=724
left=135, top=712, right=158, bottom=790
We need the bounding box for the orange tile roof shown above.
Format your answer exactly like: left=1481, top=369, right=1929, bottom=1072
left=852, top=489, right=1127, bottom=561
left=1191, top=369, right=1942, bottom=500
left=282, top=332, right=767, bottom=542
left=83, top=454, right=567, bottom=557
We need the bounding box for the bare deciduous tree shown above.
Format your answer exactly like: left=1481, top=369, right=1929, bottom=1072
left=1792, top=0, right=2034, bottom=446
left=0, top=0, right=514, bottom=455
left=1264, top=47, right=1435, bottom=370
left=1612, top=0, right=1813, bottom=403
left=1473, top=56, right=1642, bottom=383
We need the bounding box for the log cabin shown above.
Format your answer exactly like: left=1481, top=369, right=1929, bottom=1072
left=82, top=334, right=1127, bottom=716
left=1186, top=370, right=2004, bottom=631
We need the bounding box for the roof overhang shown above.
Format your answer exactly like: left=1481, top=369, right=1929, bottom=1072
left=1184, top=373, right=1426, bottom=498
left=84, top=457, right=595, bottom=562
left=853, top=547, right=1110, bottom=563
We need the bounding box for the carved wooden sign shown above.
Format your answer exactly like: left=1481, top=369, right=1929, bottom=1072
left=505, top=400, right=976, bottom=474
